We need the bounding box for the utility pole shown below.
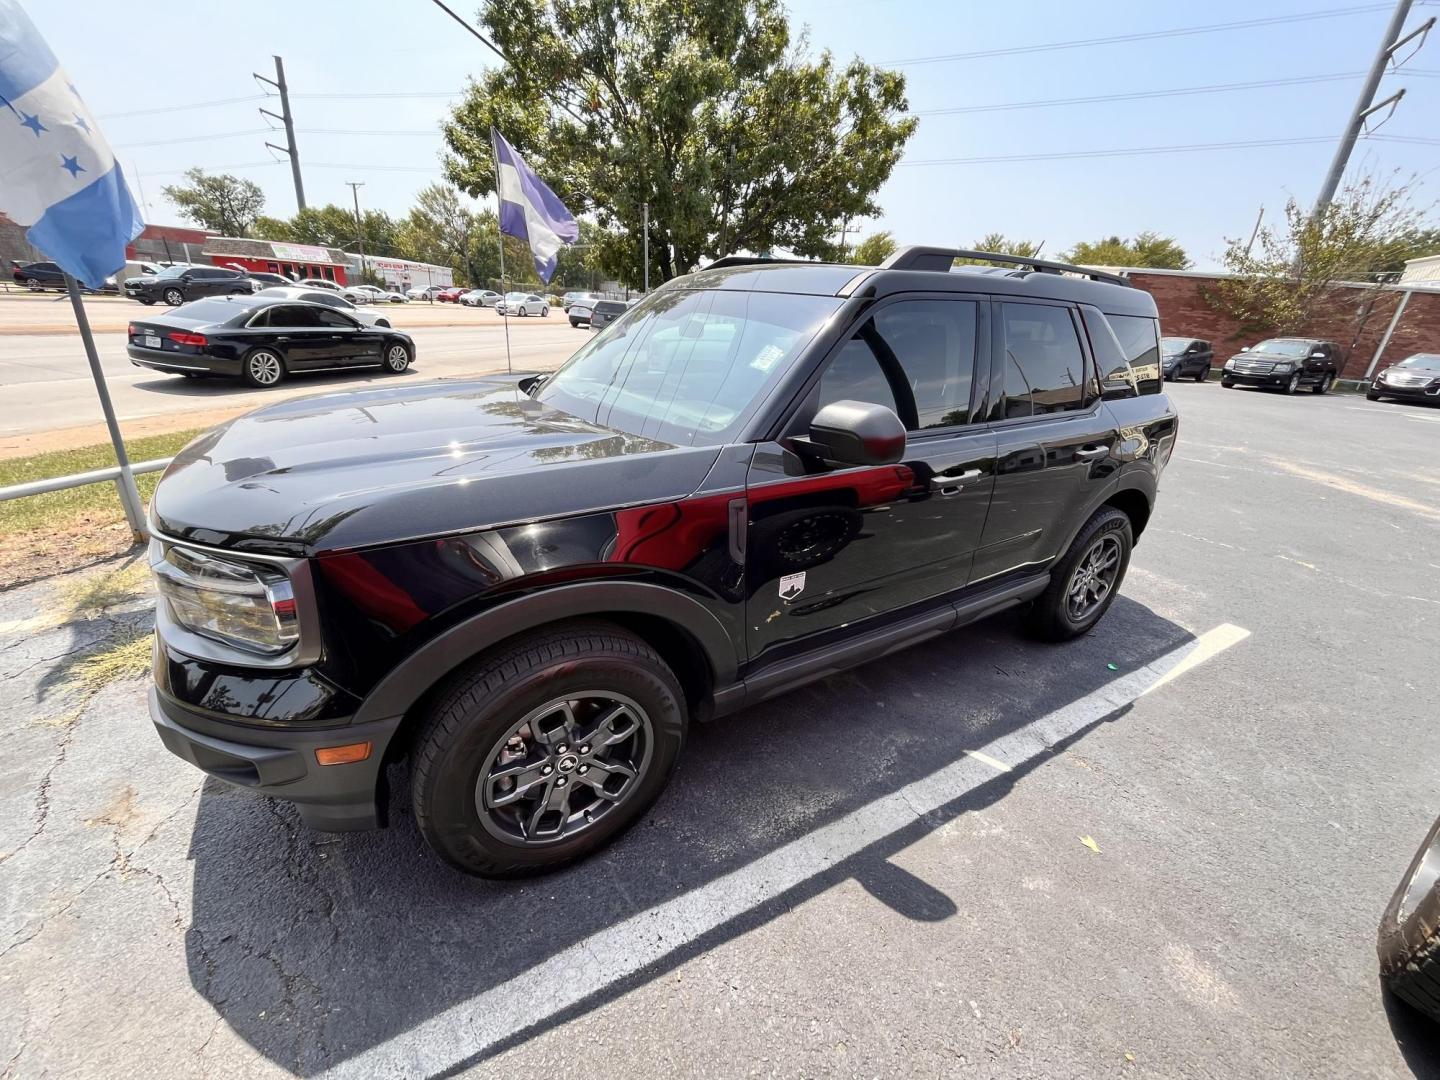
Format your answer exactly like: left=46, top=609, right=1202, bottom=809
left=256, top=55, right=306, bottom=211
left=835, top=218, right=860, bottom=261
left=642, top=201, right=650, bottom=293
left=346, top=181, right=366, bottom=280
left=1309, top=0, right=1431, bottom=222
left=1244, top=205, right=1265, bottom=258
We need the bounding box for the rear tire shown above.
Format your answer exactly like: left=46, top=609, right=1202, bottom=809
left=1194, top=367, right=1208, bottom=382
left=541, top=306, right=550, bottom=317
left=162, top=287, right=184, bottom=307
left=1023, top=507, right=1133, bottom=642
left=410, top=621, right=687, bottom=877
left=570, top=317, right=581, bottom=328
left=1379, top=816, right=1440, bottom=1023
left=241, top=348, right=286, bottom=388
left=25, top=277, right=40, bottom=291
left=1367, top=391, right=1382, bottom=401
left=138, top=299, right=155, bottom=306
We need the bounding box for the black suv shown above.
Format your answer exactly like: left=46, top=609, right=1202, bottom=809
left=146, top=247, right=1178, bottom=877
left=1220, top=338, right=1341, bottom=394
left=125, top=264, right=253, bottom=306
left=10, top=259, right=109, bottom=291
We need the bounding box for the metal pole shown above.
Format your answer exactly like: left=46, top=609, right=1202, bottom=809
left=1310, top=0, right=1414, bottom=220
left=491, top=132, right=513, bottom=373
left=642, top=201, right=649, bottom=293
left=1244, top=205, right=1265, bottom=258
left=347, top=181, right=366, bottom=281
left=65, top=276, right=146, bottom=542
left=1365, top=287, right=1412, bottom=378
left=274, top=56, right=305, bottom=209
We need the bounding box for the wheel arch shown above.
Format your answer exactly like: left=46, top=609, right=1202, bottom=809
left=353, top=581, right=738, bottom=743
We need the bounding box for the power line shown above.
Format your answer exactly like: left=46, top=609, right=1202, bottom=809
left=96, top=95, right=266, bottom=119
left=916, top=72, right=1368, bottom=116
left=898, top=135, right=1347, bottom=167
left=298, top=128, right=443, bottom=136
left=113, top=128, right=270, bottom=149
left=293, top=90, right=462, bottom=100
left=884, top=4, right=1393, bottom=66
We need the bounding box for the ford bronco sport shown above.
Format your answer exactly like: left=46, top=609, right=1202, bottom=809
left=146, top=246, right=1178, bottom=877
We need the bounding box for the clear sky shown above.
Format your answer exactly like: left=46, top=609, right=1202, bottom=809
left=24, top=0, right=1440, bottom=270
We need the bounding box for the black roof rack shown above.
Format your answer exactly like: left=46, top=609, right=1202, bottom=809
left=705, top=255, right=824, bottom=270
left=880, top=246, right=1131, bottom=287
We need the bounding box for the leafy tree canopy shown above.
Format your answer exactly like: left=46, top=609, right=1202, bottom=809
left=1064, top=232, right=1189, bottom=270
left=852, top=230, right=897, bottom=266
left=441, top=0, right=916, bottom=284
left=162, top=168, right=265, bottom=237
left=954, top=233, right=1042, bottom=266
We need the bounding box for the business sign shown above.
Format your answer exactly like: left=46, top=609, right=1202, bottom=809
left=271, top=242, right=333, bottom=263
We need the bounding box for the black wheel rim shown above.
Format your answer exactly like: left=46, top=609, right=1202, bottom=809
left=475, top=692, right=653, bottom=846
left=1066, top=535, right=1121, bottom=621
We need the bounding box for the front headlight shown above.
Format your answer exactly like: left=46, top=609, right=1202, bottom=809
left=1273, top=362, right=1294, bottom=373
left=1223, top=359, right=1235, bottom=370
left=152, top=544, right=299, bottom=655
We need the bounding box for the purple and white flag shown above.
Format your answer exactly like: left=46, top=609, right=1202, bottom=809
left=491, top=127, right=578, bottom=283
left=0, top=0, right=143, bottom=287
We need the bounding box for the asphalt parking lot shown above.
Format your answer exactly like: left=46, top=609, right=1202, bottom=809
left=2, top=381, right=1438, bottom=1079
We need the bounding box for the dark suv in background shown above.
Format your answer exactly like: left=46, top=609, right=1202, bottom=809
left=125, top=265, right=253, bottom=306
left=1161, top=337, right=1213, bottom=382
left=1221, top=338, right=1341, bottom=394
left=145, top=246, right=1178, bottom=877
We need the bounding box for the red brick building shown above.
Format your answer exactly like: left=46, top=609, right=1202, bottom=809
left=1122, top=268, right=1440, bottom=380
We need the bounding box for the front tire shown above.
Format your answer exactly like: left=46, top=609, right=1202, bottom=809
left=25, top=277, right=41, bottom=291
left=162, top=287, right=184, bottom=307
left=1379, top=815, right=1440, bottom=1023
left=1284, top=373, right=1301, bottom=395
left=382, top=341, right=411, bottom=374
left=541, top=306, right=550, bottom=317
left=1312, top=373, right=1334, bottom=395
left=241, top=348, right=285, bottom=388
left=410, top=621, right=687, bottom=877
left=1221, top=377, right=1235, bottom=388
left=1024, top=507, right=1133, bottom=642
left=1367, top=391, right=1383, bottom=401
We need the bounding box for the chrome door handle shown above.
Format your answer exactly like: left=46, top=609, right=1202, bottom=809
left=930, top=468, right=983, bottom=495
left=1075, top=445, right=1109, bottom=461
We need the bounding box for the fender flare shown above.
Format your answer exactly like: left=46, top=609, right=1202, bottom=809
left=1053, top=470, right=1156, bottom=562
left=349, top=581, right=739, bottom=727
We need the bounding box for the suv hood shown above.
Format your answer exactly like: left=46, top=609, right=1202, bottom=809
left=152, top=377, right=722, bottom=555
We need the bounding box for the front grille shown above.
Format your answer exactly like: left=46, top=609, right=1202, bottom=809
left=1386, top=373, right=1433, bottom=387
left=1231, top=359, right=1275, bottom=375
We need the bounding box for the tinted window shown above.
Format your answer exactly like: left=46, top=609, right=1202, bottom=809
left=594, top=301, right=627, bottom=315
left=1106, top=314, right=1161, bottom=394
left=1000, top=303, right=1086, bottom=418
left=817, top=300, right=978, bottom=430
left=536, top=288, right=842, bottom=446
left=1080, top=307, right=1134, bottom=400
left=267, top=305, right=323, bottom=328
left=314, top=308, right=356, bottom=329
left=248, top=307, right=271, bottom=328
left=171, top=299, right=254, bottom=324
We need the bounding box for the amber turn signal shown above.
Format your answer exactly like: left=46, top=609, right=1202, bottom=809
left=315, top=741, right=372, bottom=766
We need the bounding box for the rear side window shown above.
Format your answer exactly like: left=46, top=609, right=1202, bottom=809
left=999, top=303, right=1087, bottom=418
left=268, top=305, right=322, bottom=328
left=1080, top=307, right=1135, bottom=400
left=314, top=308, right=356, bottom=328
left=817, top=300, right=978, bottom=430
left=1105, top=314, right=1162, bottom=395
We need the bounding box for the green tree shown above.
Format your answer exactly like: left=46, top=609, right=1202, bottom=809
left=440, top=0, right=916, bottom=284
left=1208, top=174, right=1430, bottom=333
left=1064, top=232, right=1189, bottom=269
left=954, top=233, right=1042, bottom=266
left=852, top=230, right=897, bottom=266
left=252, top=214, right=295, bottom=241
left=282, top=205, right=401, bottom=257
left=161, top=168, right=265, bottom=237
left=396, top=183, right=479, bottom=281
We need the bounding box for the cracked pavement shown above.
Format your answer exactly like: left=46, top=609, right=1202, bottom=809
left=2, top=385, right=1439, bottom=1079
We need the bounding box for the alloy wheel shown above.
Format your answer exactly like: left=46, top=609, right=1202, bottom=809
left=475, top=692, right=654, bottom=845
left=386, top=344, right=409, bottom=372
left=1066, top=534, right=1121, bottom=622
left=1287, top=373, right=1300, bottom=394
left=247, top=351, right=282, bottom=385
left=163, top=288, right=183, bottom=306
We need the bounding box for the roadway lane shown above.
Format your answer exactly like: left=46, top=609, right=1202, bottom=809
left=0, top=321, right=586, bottom=439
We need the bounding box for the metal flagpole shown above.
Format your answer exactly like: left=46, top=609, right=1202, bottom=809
left=65, top=275, right=146, bottom=541
left=491, top=130, right=513, bottom=374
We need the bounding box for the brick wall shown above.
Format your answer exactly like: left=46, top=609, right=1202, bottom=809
left=1128, top=271, right=1440, bottom=379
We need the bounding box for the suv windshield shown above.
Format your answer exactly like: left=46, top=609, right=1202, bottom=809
left=1249, top=339, right=1312, bottom=358
left=536, top=288, right=842, bottom=446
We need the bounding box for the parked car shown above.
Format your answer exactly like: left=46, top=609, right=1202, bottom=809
left=252, top=286, right=394, bottom=328
left=562, top=291, right=596, bottom=311
left=406, top=284, right=446, bottom=301
left=143, top=245, right=1176, bottom=876
left=1160, top=337, right=1213, bottom=382
left=1367, top=352, right=1440, bottom=405
left=497, top=291, right=549, bottom=317
left=1378, top=814, right=1440, bottom=1023
left=124, top=265, right=254, bottom=306
left=1220, top=338, right=1340, bottom=394
left=126, top=295, right=414, bottom=386
left=295, top=277, right=341, bottom=292
left=567, top=298, right=596, bottom=327
left=9, top=259, right=110, bottom=291
left=433, top=286, right=463, bottom=303
left=460, top=289, right=501, bottom=307
left=350, top=284, right=407, bottom=305
left=588, top=298, right=627, bottom=331
left=244, top=271, right=293, bottom=290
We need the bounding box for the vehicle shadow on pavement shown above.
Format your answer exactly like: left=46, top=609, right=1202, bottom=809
left=183, top=596, right=1192, bottom=1075
left=1382, top=988, right=1440, bottom=1080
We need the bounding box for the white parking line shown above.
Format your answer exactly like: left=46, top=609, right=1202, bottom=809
left=321, top=623, right=1251, bottom=1079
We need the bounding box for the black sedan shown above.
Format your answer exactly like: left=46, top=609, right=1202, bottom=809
left=1367, top=353, right=1440, bottom=406
left=126, top=296, right=415, bottom=388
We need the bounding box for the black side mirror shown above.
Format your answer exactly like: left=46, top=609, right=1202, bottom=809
left=801, top=400, right=906, bottom=467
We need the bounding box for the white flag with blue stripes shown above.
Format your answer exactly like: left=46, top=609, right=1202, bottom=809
left=492, top=127, right=578, bottom=284
left=0, top=0, right=143, bottom=286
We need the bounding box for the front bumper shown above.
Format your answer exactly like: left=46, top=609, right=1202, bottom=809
left=1372, top=380, right=1440, bottom=402
left=1222, top=369, right=1296, bottom=387
left=149, top=685, right=403, bottom=831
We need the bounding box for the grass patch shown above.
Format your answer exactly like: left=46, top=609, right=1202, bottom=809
left=0, top=429, right=201, bottom=537
left=57, top=559, right=152, bottom=619
left=69, top=629, right=154, bottom=694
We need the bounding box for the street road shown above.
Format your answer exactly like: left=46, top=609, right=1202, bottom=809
left=0, top=319, right=586, bottom=439
left=2, top=383, right=1439, bottom=1078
